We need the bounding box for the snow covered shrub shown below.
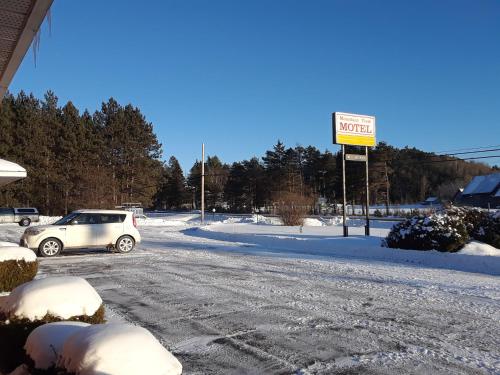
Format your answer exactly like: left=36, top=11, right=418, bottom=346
left=383, top=212, right=469, bottom=252
left=472, top=211, right=500, bottom=249
left=275, top=192, right=313, bottom=226
left=24, top=322, right=90, bottom=372
left=445, top=207, right=500, bottom=249
left=0, top=277, right=104, bottom=373
left=0, top=246, right=38, bottom=292
left=57, top=323, right=182, bottom=375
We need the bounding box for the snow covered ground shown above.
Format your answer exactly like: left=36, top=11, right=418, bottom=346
left=0, top=214, right=499, bottom=374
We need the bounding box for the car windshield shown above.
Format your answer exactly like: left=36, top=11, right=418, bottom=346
left=53, top=212, right=79, bottom=225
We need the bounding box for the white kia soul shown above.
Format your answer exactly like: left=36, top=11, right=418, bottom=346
left=20, top=209, right=141, bottom=257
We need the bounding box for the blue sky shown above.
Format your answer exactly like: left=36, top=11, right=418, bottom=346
left=9, top=0, right=500, bottom=171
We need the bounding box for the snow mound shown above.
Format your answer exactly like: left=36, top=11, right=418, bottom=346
left=0, top=276, right=102, bottom=321
left=25, top=321, right=90, bottom=369
left=0, top=246, right=36, bottom=262
left=58, top=323, right=182, bottom=375
left=459, top=241, right=500, bottom=256
left=36, top=216, right=62, bottom=225
left=137, top=218, right=188, bottom=227
left=302, top=218, right=324, bottom=227
left=0, top=241, right=19, bottom=247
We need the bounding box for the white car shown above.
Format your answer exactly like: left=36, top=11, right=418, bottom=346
left=20, top=209, right=141, bottom=257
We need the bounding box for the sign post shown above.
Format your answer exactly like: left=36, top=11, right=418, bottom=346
left=332, top=112, right=376, bottom=237
left=341, top=144, right=348, bottom=237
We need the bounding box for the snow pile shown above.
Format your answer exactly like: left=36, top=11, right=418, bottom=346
left=25, top=321, right=90, bottom=369
left=0, top=276, right=102, bottom=321
left=137, top=217, right=188, bottom=227
left=35, top=216, right=61, bottom=225
left=0, top=241, right=19, bottom=247
left=58, top=323, right=182, bottom=375
left=0, top=246, right=36, bottom=262
left=320, top=216, right=343, bottom=226
left=459, top=241, right=500, bottom=256
left=302, top=218, right=324, bottom=227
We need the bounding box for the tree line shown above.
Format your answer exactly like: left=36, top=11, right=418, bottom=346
left=1, top=91, right=495, bottom=215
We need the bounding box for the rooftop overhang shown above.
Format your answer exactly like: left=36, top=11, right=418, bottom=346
left=0, top=158, right=27, bottom=186
left=0, top=0, right=53, bottom=100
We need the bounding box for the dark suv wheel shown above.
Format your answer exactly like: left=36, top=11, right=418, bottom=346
left=19, top=218, right=31, bottom=226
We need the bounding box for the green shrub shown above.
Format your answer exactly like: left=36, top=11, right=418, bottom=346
left=445, top=207, right=500, bottom=249
left=0, top=304, right=105, bottom=373
left=472, top=211, right=500, bottom=249
left=383, top=213, right=469, bottom=252
left=0, top=260, right=38, bottom=292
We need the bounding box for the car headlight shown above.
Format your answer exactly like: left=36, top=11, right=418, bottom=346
left=25, top=228, right=45, bottom=236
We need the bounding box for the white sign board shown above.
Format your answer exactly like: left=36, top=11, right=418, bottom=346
left=333, top=112, right=376, bottom=147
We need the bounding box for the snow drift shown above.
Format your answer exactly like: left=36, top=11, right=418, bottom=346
left=58, top=323, right=182, bottom=375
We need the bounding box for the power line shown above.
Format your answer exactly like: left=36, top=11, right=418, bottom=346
left=439, top=148, right=500, bottom=156
left=434, top=144, right=500, bottom=154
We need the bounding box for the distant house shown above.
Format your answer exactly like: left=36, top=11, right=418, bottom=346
left=455, top=173, right=500, bottom=209
left=421, top=197, right=441, bottom=206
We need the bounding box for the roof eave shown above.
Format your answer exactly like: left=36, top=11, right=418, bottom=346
left=0, top=0, right=54, bottom=100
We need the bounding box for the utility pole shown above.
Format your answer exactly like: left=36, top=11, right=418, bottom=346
left=384, top=161, right=390, bottom=216
left=201, top=143, right=205, bottom=224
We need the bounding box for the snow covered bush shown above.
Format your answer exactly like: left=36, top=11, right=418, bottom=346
left=383, top=212, right=469, bottom=252
left=24, top=321, right=90, bottom=372
left=0, top=276, right=104, bottom=322
left=0, top=277, right=104, bottom=373
left=471, top=211, right=500, bottom=249
left=0, top=246, right=38, bottom=292
left=445, top=207, right=500, bottom=249
left=57, top=323, right=182, bottom=375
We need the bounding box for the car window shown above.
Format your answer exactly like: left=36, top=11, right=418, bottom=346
left=0, top=208, right=13, bottom=215
left=17, top=208, right=36, bottom=213
left=53, top=212, right=79, bottom=225
left=72, top=213, right=101, bottom=225
left=100, top=214, right=125, bottom=223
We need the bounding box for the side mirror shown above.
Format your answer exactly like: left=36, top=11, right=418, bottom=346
left=71, top=220, right=78, bottom=225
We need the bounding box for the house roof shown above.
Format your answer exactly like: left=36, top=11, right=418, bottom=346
left=0, top=0, right=53, bottom=99
left=462, top=173, right=500, bottom=195
left=0, top=158, right=27, bottom=186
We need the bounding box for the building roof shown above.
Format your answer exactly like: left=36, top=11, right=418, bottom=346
left=0, top=158, right=27, bottom=186
left=462, top=173, right=500, bottom=195
left=0, top=0, right=53, bottom=99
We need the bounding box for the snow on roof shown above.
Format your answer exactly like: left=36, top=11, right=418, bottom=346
left=25, top=322, right=90, bottom=370
left=495, top=189, right=500, bottom=197
left=425, top=197, right=439, bottom=202
left=58, top=323, right=183, bottom=375
left=0, top=158, right=26, bottom=186
left=0, top=246, right=36, bottom=262
left=74, top=209, right=131, bottom=214
left=462, top=173, right=500, bottom=195
left=0, top=276, right=102, bottom=321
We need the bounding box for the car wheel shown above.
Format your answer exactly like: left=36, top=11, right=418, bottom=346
left=20, top=218, right=31, bottom=226
left=116, top=235, right=135, bottom=253
left=39, top=238, right=62, bottom=257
